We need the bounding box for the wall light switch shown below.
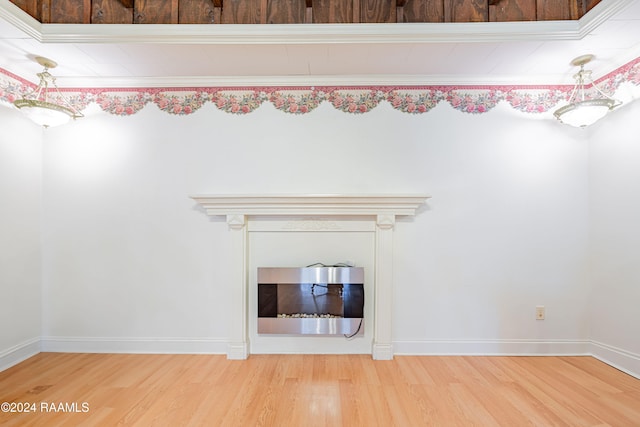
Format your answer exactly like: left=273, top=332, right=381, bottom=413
left=536, top=306, right=545, bottom=320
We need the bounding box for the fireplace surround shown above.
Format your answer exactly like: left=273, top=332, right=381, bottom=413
left=257, top=266, right=365, bottom=335
left=191, top=194, right=428, bottom=359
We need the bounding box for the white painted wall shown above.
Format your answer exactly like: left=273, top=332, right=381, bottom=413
left=392, top=104, right=590, bottom=354
left=38, top=101, right=592, bottom=355
left=3, top=83, right=638, bottom=377
left=588, top=99, right=640, bottom=377
left=0, top=107, right=42, bottom=369
left=40, top=106, right=233, bottom=352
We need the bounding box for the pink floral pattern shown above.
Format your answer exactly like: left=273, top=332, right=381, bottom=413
left=0, top=81, right=26, bottom=104
left=597, top=57, right=640, bottom=92
left=154, top=91, right=208, bottom=115
left=95, top=91, right=152, bottom=116
left=59, top=91, right=93, bottom=111
left=211, top=91, right=266, bottom=114
left=446, top=90, right=500, bottom=113
left=505, top=89, right=567, bottom=113
left=387, top=90, right=442, bottom=114
left=0, top=69, right=30, bottom=104
left=328, top=90, right=385, bottom=113
left=1, top=56, right=639, bottom=118
left=270, top=90, right=325, bottom=114
left=626, top=60, right=640, bottom=84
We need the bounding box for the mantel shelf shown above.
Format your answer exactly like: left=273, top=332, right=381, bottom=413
left=190, top=194, right=429, bottom=217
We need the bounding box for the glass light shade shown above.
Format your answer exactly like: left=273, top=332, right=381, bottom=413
left=553, top=98, right=616, bottom=128
left=12, top=56, right=82, bottom=127
left=14, top=99, right=76, bottom=127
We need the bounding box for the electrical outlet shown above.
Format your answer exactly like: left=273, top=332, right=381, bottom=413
left=536, top=306, right=545, bottom=320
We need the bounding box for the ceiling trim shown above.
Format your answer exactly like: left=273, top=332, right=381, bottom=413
left=37, top=21, right=582, bottom=44
left=0, top=0, right=634, bottom=45
left=0, top=0, right=42, bottom=40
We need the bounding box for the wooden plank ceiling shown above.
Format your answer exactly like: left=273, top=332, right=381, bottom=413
left=10, top=0, right=601, bottom=25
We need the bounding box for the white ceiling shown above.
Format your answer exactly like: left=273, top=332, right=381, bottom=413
left=1, top=0, right=640, bottom=88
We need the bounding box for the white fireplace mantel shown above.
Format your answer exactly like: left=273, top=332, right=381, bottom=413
left=191, top=194, right=428, bottom=216
left=190, top=194, right=429, bottom=360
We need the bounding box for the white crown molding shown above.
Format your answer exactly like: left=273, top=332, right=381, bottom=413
left=0, top=0, right=634, bottom=45
left=575, top=0, right=635, bottom=37
left=37, top=21, right=581, bottom=44
left=190, top=194, right=429, bottom=217
left=0, top=0, right=43, bottom=41
left=3, top=0, right=637, bottom=88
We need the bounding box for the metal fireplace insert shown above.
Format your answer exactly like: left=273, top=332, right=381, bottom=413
left=257, top=266, right=364, bottom=336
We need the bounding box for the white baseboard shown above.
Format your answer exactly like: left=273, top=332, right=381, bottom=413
left=8, top=337, right=639, bottom=381
left=393, top=339, right=592, bottom=356
left=0, top=338, right=40, bottom=372
left=227, top=342, right=249, bottom=360
left=40, top=336, right=228, bottom=354
left=372, top=343, right=394, bottom=360
left=590, top=340, right=640, bottom=379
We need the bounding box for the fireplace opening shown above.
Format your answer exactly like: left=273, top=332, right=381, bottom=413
left=257, top=266, right=364, bottom=336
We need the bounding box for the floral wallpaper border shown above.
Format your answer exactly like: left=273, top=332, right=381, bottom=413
left=1, top=56, right=639, bottom=117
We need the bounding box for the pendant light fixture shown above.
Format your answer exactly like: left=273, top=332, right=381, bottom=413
left=553, top=54, right=620, bottom=128
left=13, top=56, right=83, bottom=127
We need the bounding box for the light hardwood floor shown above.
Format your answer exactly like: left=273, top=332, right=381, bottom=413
left=1, top=353, right=639, bottom=426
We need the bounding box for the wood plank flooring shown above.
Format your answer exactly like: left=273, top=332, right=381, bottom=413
left=1, top=353, right=639, bottom=426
